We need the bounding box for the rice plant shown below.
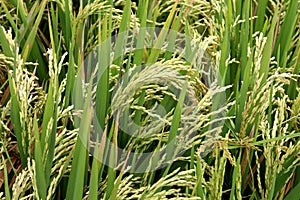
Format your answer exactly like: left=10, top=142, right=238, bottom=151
left=0, top=0, right=300, bottom=199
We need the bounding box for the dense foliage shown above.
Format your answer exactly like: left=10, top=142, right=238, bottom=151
left=0, top=0, right=300, bottom=199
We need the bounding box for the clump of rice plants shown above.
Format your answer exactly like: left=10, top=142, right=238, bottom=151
left=0, top=0, right=300, bottom=199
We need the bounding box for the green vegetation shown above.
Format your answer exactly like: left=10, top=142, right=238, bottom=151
left=0, top=0, right=300, bottom=199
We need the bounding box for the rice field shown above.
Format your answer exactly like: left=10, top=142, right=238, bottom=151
left=0, top=0, right=300, bottom=199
